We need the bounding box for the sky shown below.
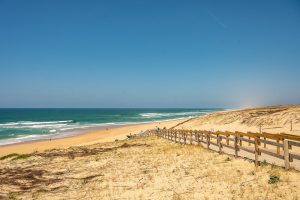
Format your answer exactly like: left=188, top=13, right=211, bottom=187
left=0, top=0, right=299, bottom=108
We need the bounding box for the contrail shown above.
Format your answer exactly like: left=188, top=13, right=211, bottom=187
left=207, top=10, right=227, bottom=28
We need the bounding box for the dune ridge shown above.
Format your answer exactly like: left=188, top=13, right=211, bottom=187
left=175, top=104, right=300, bottom=134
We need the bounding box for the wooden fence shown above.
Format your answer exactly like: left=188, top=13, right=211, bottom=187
left=147, top=129, right=300, bottom=170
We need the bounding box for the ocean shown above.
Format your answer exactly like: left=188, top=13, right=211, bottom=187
left=0, top=108, right=223, bottom=145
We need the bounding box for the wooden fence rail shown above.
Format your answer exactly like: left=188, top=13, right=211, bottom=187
left=146, top=129, right=300, bottom=170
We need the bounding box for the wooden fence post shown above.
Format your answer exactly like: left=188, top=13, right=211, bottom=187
left=284, top=139, right=290, bottom=170
left=197, top=133, right=200, bottom=145
left=234, top=134, right=238, bottom=157
left=190, top=132, right=193, bottom=144
left=276, top=139, right=280, bottom=154
left=180, top=131, right=183, bottom=143
left=175, top=131, right=177, bottom=143
left=181, top=132, right=183, bottom=143
left=226, top=135, right=229, bottom=145
left=239, top=135, right=242, bottom=146
left=206, top=133, right=210, bottom=149
left=172, top=131, right=174, bottom=141
left=218, top=134, right=222, bottom=153
left=254, top=137, right=260, bottom=166
left=179, top=131, right=182, bottom=143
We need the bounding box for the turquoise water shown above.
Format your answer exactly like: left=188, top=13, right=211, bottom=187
left=0, top=108, right=223, bottom=145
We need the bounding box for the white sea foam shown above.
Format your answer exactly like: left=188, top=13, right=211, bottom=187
left=0, top=120, right=73, bottom=127
left=139, top=111, right=207, bottom=118
left=0, top=110, right=216, bottom=146
left=0, top=121, right=75, bottom=130
left=0, top=134, right=54, bottom=145
left=0, top=122, right=130, bottom=146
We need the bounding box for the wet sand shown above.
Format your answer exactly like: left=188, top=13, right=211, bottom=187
left=0, top=118, right=186, bottom=156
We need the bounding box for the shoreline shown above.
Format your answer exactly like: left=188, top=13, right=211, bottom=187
left=0, top=117, right=191, bottom=147
left=0, top=117, right=187, bottom=156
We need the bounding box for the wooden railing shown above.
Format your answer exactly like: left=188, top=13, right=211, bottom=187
left=147, top=129, right=300, bottom=170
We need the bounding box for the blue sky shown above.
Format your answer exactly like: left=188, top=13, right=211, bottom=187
left=0, top=0, right=299, bottom=108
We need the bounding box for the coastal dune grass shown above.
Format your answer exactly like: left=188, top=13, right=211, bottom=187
left=0, top=136, right=300, bottom=199
left=0, top=153, right=32, bottom=161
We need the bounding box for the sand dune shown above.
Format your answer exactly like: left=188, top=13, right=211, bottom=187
left=175, top=104, right=300, bottom=135
left=1, top=136, right=299, bottom=199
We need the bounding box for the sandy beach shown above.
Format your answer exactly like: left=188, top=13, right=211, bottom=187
left=0, top=118, right=186, bottom=156
left=1, top=105, right=300, bottom=156
left=1, top=136, right=300, bottom=199
left=1, top=105, right=300, bottom=199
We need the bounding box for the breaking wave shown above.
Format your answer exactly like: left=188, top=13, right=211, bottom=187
left=139, top=111, right=207, bottom=118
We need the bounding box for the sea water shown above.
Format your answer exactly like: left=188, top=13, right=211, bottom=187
left=0, top=108, right=223, bottom=145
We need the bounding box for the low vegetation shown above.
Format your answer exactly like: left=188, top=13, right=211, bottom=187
left=0, top=153, right=32, bottom=161
left=0, top=136, right=299, bottom=199
left=268, top=175, right=280, bottom=184
left=0, top=153, right=19, bottom=160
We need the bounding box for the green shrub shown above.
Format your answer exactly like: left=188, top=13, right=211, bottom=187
left=0, top=153, right=19, bottom=160
left=12, top=154, right=32, bottom=160
left=268, top=175, right=280, bottom=184
left=261, top=160, right=268, bottom=166
left=0, top=153, right=33, bottom=161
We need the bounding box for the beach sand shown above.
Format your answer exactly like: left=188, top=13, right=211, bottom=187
left=175, top=104, right=300, bottom=135
left=0, top=118, right=186, bottom=156
left=1, top=136, right=299, bottom=199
